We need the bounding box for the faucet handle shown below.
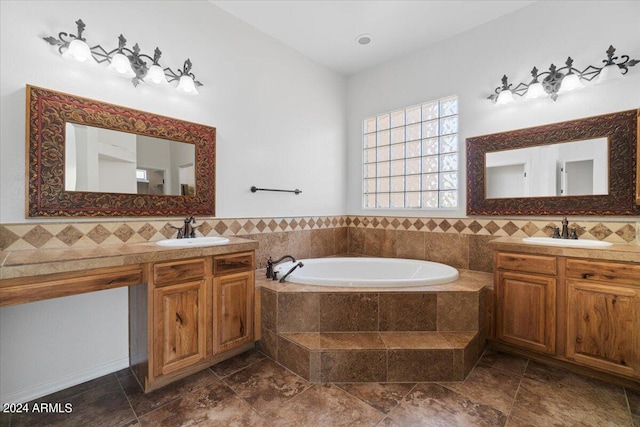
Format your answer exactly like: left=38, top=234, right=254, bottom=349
left=552, top=227, right=561, bottom=238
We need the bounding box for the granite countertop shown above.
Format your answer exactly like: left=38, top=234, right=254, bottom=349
left=0, top=237, right=259, bottom=280
left=490, top=237, right=640, bottom=263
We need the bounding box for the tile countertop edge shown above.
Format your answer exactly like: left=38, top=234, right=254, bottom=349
left=0, top=237, right=259, bottom=280
left=489, top=237, right=640, bottom=263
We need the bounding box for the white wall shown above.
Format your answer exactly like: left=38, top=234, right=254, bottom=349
left=0, top=0, right=347, bottom=223
left=0, top=0, right=346, bottom=404
left=346, top=0, right=640, bottom=218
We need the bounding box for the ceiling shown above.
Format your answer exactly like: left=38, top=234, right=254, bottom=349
left=211, top=0, right=537, bottom=76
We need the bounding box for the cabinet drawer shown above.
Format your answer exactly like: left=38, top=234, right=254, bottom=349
left=496, top=252, right=556, bottom=275
left=154, top=259, right=206, bottom=286
left=566, top=259, right=640, bottom=286
left=214, top=252, right=254, bottom=276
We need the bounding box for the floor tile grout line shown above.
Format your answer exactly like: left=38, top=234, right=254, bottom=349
left=119, top=370, right=221, bottom=420
left=114, top=372, right=141, bottom=426
left=332, top=383, right=399, bottom=418
left=505, top=357, right=529, bottom=423
left=210, top=352, right=268, bottom=380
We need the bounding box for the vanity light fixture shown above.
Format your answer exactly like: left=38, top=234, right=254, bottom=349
left=44, top=19, right=203, bottom=95
left=488, top=45, right=638, bottom=104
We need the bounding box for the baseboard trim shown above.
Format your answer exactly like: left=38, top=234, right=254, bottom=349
left=0, top=357, right=130, bottom=405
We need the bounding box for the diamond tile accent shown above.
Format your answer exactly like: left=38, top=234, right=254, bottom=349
left=426, top=220, right=438, bottom=231
left=290, top=219, right=298, bottom=230
left=468, top=221, right=483, bottom=234
left=267, top=220, right=278, bottom=231
left=256, top=220, right=267, bottom=232
left=391, top=218, right=401, bottom=229
left=380, top=218, right=390, bottom=228
left=485, top=221, right=500, bottom=235
left=439, top=220, right=451, bottom=232
left=352, top=217, right=361, bottom=227
left=502, top=221, right=519, bottom=236
left=372, top=217, right=380, bottom=228
left=56, top=225, right=84, bottom=246
left=298, top=219, right=308, bottom=229
left=615, top=224, right=636, bottom=242
left=137, top=223, right=157, bottom=241
left=114, top=224, right=135, bottom=242
left=160, top=223, right=177, bottom=239
left=413, top=219, right=425, bottom=231
left=214, top=221, right=229, bottom=236
left=243, top=221, right=255, bottom=233
left=23, top=225, right=54, bottom=248
left=521, top=222, right=539, bottom=237
left=198, top=221, right=213, bottom=236
left=401, top=219, right=412, bottom=230
left=279, top=219, right=289, bottom=230
left=362, top=217, right=370, bottom=227
left=229, top=220, right=242, bottom=234
left=453, top=220, right=466, bottom=233
left=589, top=223, right=613, bottom=240
left=324, top=218, right=331, bottom=227
left=0, top=226, right=21, bottom=250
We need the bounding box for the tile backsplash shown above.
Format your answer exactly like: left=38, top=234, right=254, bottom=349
left=0, top=216, right=636, bottom=273
left=1, top=216, right=635, bottom=252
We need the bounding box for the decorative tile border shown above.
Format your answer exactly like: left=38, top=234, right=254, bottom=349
left=346, top=216, right=637, bottom=244
left=0, top=216, right=636, bottom=251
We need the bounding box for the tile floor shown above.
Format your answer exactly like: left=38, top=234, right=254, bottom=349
left=2, top=347, right=638, bottom=426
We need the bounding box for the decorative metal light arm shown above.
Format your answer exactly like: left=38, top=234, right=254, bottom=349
left=43, top=19, right=204, bottom=93
left=488, top=45, right=638, bottom=103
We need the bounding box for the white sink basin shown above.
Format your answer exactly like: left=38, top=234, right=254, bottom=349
left=522, top=237, right=612, bottom=248
left=156, top=236, right=230, bottom=247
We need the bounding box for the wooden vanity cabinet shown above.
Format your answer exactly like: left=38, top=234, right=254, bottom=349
left=214, top=252, right=254, bottom=353
left=152, top=259, right=208, bottom=377
left=565, top=259, right=640, bottom=379
left=495, top=252, right=557, bottom=355
left=131, top=251, right=255, bottom=392
left=493, top=249, right=640, bottom=383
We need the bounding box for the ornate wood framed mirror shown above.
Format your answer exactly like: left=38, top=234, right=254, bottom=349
left=26, top=85, right=216, bottom=217
left=466, top=109, right=639, bottom=216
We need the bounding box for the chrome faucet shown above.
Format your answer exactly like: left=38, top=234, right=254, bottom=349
left=171, top=216, right=199, bottom=239
left=266, top=255, right=296, bottom=280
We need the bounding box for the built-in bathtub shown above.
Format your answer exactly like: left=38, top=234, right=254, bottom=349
left=274, top=257, right=459, bottom=287
left=261, top=257, right=492, bottom=383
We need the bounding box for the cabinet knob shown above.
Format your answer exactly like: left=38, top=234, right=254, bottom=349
left=582, top=273, right=592, bottom=279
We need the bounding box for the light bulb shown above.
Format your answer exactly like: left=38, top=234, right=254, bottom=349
left=524, top=82, right=546, bottom=100
left=596, top=63, right=623, bottom=84
left=146, top=64, right=168, bottom=85
left=495, top=89, right=514, bottom=105
left=559, top=73, right=585, bottom=93
left=108, top=53, right=136, bottom=78
left=62, top=39, right=97, bottom=65
left=176, top=75, right=198, bottom=95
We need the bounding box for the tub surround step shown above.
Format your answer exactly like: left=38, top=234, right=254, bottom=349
left=273, top=331, right=484, bottom=383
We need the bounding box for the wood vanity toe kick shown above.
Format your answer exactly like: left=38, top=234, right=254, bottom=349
left=0, top=265, right=144, bottom=306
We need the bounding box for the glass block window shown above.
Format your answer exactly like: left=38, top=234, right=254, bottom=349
left=363, top=95, right=458, bottom=209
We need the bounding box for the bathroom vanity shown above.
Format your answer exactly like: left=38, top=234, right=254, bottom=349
left=490, top=237, right=640, bottom=385
left=0, top=238, right=258, bottom=392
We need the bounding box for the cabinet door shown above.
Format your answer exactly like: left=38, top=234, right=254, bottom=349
left=154, top=280, right=206, bottom=376
left=496, top=271, right=556, bottom=355
left=214, top=271, right=254, bottom=353
left=566, top=279, right=640, bottom=379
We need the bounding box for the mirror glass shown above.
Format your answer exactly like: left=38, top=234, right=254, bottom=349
left=65, top=123, right=196, bottom=196
left=485, top=138, right=608, bottom=199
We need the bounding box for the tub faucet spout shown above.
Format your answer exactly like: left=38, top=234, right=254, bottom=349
left=266, top=255, right=296, bottom=279
left=279, top=262, right=304, bottom=283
